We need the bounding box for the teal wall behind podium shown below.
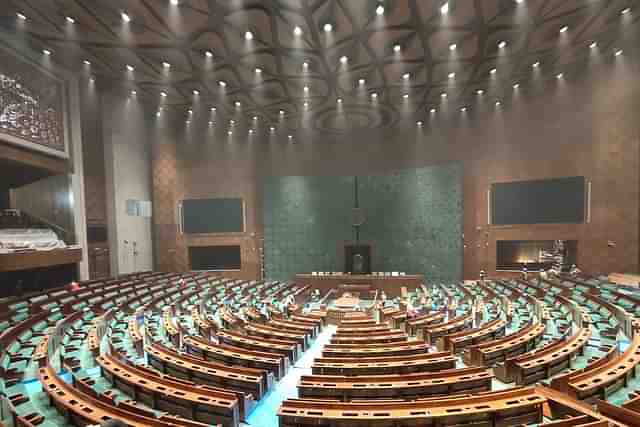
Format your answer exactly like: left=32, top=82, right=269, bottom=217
left=263, top=163, right=462, bottom=283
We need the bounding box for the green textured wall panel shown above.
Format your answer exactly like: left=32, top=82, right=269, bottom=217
left=263, top=163, right=462, bottom=283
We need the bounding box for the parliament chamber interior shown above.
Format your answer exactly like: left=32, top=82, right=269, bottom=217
left=1, top=0, right=640, bottom=426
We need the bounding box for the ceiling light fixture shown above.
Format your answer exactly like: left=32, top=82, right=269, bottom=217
left=188, top=109, right=193, bottom=114
left=83, top=60, right=91, bottom=65
left=253, top=116, right=258, bottom=120
left=376, top=4, right=385, bottom=15
left=556, top=73, right=563, bottom=79
left=279, top=110, right=285, bottom=115
left=269, top=126, right=275, bottom=132
left=245, top=31, right=254, bottom=40
left=448, top=72, right=455, bottom=78
left=340, top=55, right=348, bottom=64
left=615, top=49, right=623, bottom=56
left=131, top=90, right=136, bottom=95
left=323, top=23, right=333, bottom=32
left=358, top=78, right=365, bottom=85
left=17, top=12, right=26, bottom=20
left=162, top=61, right=171, bottom=68
left=121, top=12, right=131, bottom=23
left=170, top=0, right=179, bottom=5
left=402, top=72, right=410, bottom=79
left=430, top=108, right=437, bottom=113
left=294, top=26, right=303, bottom=36
left=337, top=98, right=343, bottom=103
left=126, top=64, right=134, bottom=71
left=228, top=130, right=233, bottom=135
left=303, top=85, right=309, bottom=92
left=440, top=2, right=449, bottom=15
left=589, top=41, right=598, bottom=49
left=621, top=8, right=631, bottom=15
left=43, top=49, right=51, bottom=55
left=302, top=61, right=309, bottom=68
left=417, top=121, right=423, bottom=126
left=498, top=40, right=507, bottom=48
left=532, top=61, right=540, bottom=68
left=249, top=129, right=254, bottom=134
left=403, top=94, right=409, bottom=99
left=476, top=89, right=484, bottom=95
left=495, top=100, right=501, bottom=106
left=440, top=92, right=447, bottom=98
left=461, top=107, right=467, bottom=112
left=205, top=50, right=213, bottom=58
left=193, top=89, right=199, bottom=95
left=235, top=101, right=241, bottom=107
left=211, top=107, right=216, bottom=112
left=513, top=82, right=520, bottom=89
left=393, top=44, right=401, bottom=52
left=370, top=92, right=378, bottom=99
left=255, top=67, right=262, bottom=73
left=208, top=121, right=214, bottom=126
left=559, top=25, right=568, bottom=33
left=65, top=16, right=75, bottom=24
left=490, top=68, right=497, bottom=74
left=218, top=80, right=227, bottom=87
left=449, top=43, right=457, bottom=51
left=160, top=91, right=167, bottom=97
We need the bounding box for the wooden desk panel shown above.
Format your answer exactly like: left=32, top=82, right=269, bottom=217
left=294, top=274, right=424, bottom=297
left=0, top=247, right=82, bottom=272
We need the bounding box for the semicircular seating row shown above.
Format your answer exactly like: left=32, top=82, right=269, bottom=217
left=1, top=272, right=640, bottom=427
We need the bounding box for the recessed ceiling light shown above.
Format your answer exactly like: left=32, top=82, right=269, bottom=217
left=89, top=76, right=95, bottom=82
left=245, top=31, right=254, bottom=40
left=440, top=2, right=449, bottom=15
left=131, top=90, right=137, bottom=95
left=449, top=43, right=457, bottom=51
left=303, top=85, right=309, bottom=92
left=187, top=109, right=193, bottom=114
left=393, top=44, right=401, bottom=52
left=402, top=72, right=410, bottom=79
left=17, top=12, right=26, bottom=20
left=615, top=49, right=623, bottom=56
left=302, top=61, right=309, bottom=68
left=235, top=101, right=241, bottom=107
left=403, top=94, right=409, bottom=99
left=490, top=68, right=497, bottom=74
left=430, top=108, right=436, bottom=113
left=211, top=107, right=216, bottom=112
left=513, top=82, right=520, bottom=89
left=162, top=61, right=171, bottom=68
left=376, top=4, right=385, bottom=15
left=186, top=120, right=191, bottom=125
left=621, top=8, right=631, bottom=15
left=279, top=110, right=285, bottom=115
left=337, top=98, right=343, bottom=103
left=43, top=49, right=51, bottom=55
left=556, top=73, right=563, bottom=79
left=160, top=91, right=167, bottom=97
left=303, top=101, right=309, bottom=107
left=440, top=92, right=447, bottom=98
left=218, top=80, right=227, bottom=87
left=460, top=107, right=467, bottom=112
left=495, top=100, right=501, bottom=106
left=230, top=120, right=235, bottom=125
left=416, top=121, right=423, bottom=126
left=323, top=23, right=333, bottom=32
left=208, top=121, right=214, bottom=126
left=358, top=78, right=365, bottom=85
left=340, top=55, right=348, bottom=64
left=83, top=60, right=91, bottom=65
left=255, top=67, right=262, bottom=73
left=448, top=72, right=455, bottom=78
left=170, top=0, right=179, bottom=4
left=293, top=26, right=303, bottom=36
left=253, top=116, right=258, bottom=120
left=589, top=41, right=598, bottom=49
left=515, top=0, right=524, bottom=3
left=498, top=40, right=507, bottom=49
left=193, top=89, right=199, bottom=95
left=126, top=64, right=134, bottom=71
left=228, top=130, right=233, bottom=135
left=65, top=16, right=75, bottom=24
left=476, top=89, right=484, bottom=95
left=532, top=61, right=540, bottom=68
left=370, top=92, right=378, bottom=99
left=121, top=12, right=131, bottom=23
left=249, top=129, right=254, bottom=134
left=205, top=50, right=213, bottom=58
left=269, top=126, right=275, bottom=132
left=559, top=25, right=568, bottom=33
left=156, top=111, right=161, bottom=117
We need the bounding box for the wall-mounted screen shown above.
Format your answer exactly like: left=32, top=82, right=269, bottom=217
left=491, top=177, right=586, bottom=225
left=181, top=198, right=244, bottom=234
left=189, top=246, right=241, bottom=271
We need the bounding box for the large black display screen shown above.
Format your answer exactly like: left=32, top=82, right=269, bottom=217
left=189, top=246, right=242, bottom=270
left=491, top=177, right=585, bottom=225
left=181, top=198, right=244, bottom=234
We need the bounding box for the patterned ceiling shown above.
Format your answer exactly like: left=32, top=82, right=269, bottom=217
left=0, top=0, right=638, bottom=138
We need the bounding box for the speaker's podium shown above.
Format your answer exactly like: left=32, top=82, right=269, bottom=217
left=294, top=272, right=424, bottom=298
